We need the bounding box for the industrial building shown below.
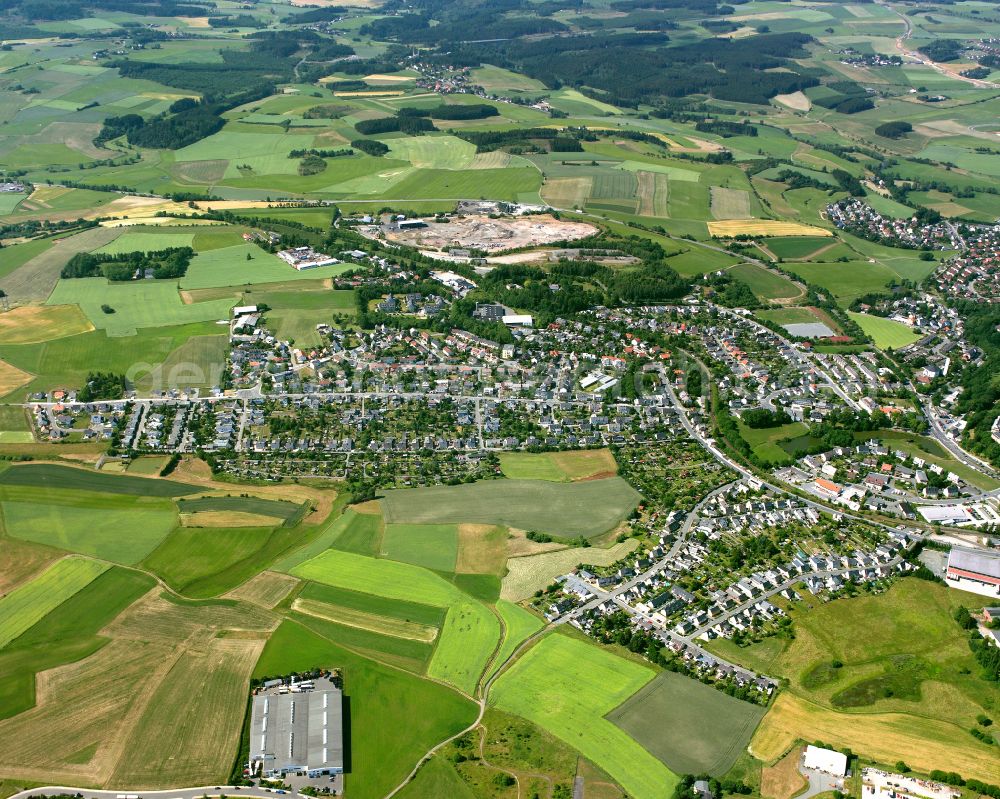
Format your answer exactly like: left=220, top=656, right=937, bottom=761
left=249, top=677, right=344, bottom=778
left=803, top=744, right=848, bottom=777
left=946, top=546, right=1000, bottom=597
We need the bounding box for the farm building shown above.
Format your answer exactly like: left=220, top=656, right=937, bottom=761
left=946, top=546, right=1000, bottom=597
left=803, top=745, right=848, bottom=776
left=249, top=676, right=344, bottom=778
left=277, top=246, right=339, bottom=270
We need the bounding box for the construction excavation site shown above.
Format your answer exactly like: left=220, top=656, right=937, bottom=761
left=377, top=214, right=599, bottom=253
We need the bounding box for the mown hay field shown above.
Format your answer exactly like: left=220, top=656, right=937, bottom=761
left=708, top=220, right=831, bottom=237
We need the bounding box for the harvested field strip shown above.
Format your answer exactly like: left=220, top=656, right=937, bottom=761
left=0, top=359, right=33, bottom=397
left=0, top=557, right=109, bottom=649
left=750, top=692, right=1000, bottom=783
left=292, top=597, right=439, bottom=643
left=653, top=172, right=670, bottom=217
left=540, top=177, right=592, bottom=209
left=707, top=220, right=831, bottom=237
left=455, top=524, right=508, bottom=576
left=224, top=571, right=298, bottom=609
left=180, top=511, right=281, bottom=528
left=637, top=171, right=656, bottom=216
left=0, top=305, right=93, bottom=345
left=761, top=746, right=807, bottom=799
left=109, top=637, right=265, bottom=788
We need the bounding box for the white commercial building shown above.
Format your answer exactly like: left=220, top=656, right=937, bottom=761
left=803, top=745, right=848, bottom=776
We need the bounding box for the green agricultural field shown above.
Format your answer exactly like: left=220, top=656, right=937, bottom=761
left=0, top=238, right=54, bottom=282
left=0, top=556, right=109, bottom=649
left=756, top=307, right=825, bottom=327
left=607, top=671, right=766, bottom=776
left=2, top=493, right=178, bottom=565
left=499, top=449, right=618, bottom=482
left=298, top=582, right=447, bottom=630
left=395, top=755, right=476, bottom=799
left=254, top=621, right=477, bottom=799
left=486, top=600, right=545, bottom=681
left=46, top=277, right=235, bottom=336
left=782, top=260, right=899, bottom=304
left=847, top=312, right=921, bottom=349
left=267, top=499, right=354, bottom=573
left=291, top=610, right=436, bottom=675
left=470, top=64, right=546, bottom=93
left=0, top=226, right=122, bottom=304
left=292, top=549, right=500, bottom=692
left=132, top=332, right=229, bottom=395
left=0, top=320, right=226, bottom=400
left=0, top=463, right=200, bottom=496
left=293, top=547, right=476, bottom=608
left=378, top=167, right=542, bottom=202
left=382, top=524, right=459, bottom=572
left=765, top=236, right=838, bottom=260
left=144, top=524, right=309, bottom=598
left=728, top=263, right=802, bottom=302
left=0, top=566, right=155, bottom=720
left=180, top=244, right=354, bottom=290
left=427, top=600, right=500, bottom=694
left=331, top=510, right=383, bottom=557
left=177, top=496, right=302, bottom=521
left=387, top=136, right=477, bottom=170
left=379, top=477, right=641, bottom=538
left=491, top=633, right=677, bottom=799
left=94, top=231, right=196, bottom=255
left=0, top=192, right=27, bottom=215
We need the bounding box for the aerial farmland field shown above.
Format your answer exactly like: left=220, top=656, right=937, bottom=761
left=379, top=478, right=641, bottom=538
left=0, top=557, right=109, bottom=649
left=491, top=633, right=678, bottom=799
left=2, top=0, right=1000, bottom=792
